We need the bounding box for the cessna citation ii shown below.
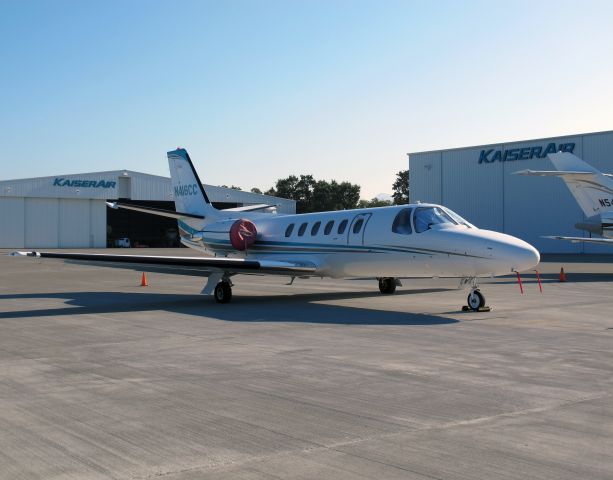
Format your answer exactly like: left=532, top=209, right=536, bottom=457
left=11, top=148, right=540, bottom=311
left=515, top=152, right=613, bottom=245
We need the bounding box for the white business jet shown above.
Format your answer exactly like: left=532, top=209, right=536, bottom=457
left=515, top=152, right=613, bottom=244
left=11, top=149, right=539, bottom=311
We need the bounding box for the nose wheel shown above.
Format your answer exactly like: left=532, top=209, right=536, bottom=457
left=466, top=289, right=486, bottom=311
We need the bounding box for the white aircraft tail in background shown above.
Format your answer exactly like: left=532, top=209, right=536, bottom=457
left=515, top=152, right=613, bottom=244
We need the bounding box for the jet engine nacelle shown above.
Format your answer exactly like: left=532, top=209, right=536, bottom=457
left=204, top=218, right=258, bottom=250
left=575, top=212, right=613, bottom=238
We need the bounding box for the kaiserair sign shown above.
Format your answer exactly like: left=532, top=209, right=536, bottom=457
left=53, top=178, right=116, bottom=188
left=478, top=142, right=575, bottom=164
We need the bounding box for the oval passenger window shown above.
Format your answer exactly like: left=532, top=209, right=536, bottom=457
left=311, top=221, right=321, bottom=235
left=324, top=220, right=334, bottom=235
left=298, top=222, right=308, bottom=236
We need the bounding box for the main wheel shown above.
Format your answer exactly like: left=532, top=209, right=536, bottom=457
left=467, top=289, right=485, bottom=311
left=378, top=277, right=397, bottom=294
left=214, top=281, right=233, bottom=303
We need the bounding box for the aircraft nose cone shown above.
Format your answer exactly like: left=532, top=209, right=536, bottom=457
left=507, top=239, right=540, bottom=272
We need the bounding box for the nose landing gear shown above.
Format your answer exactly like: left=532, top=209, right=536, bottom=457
left=467, top=289, right=485, bottom=311
left=460, top=277, right=491, bottom=312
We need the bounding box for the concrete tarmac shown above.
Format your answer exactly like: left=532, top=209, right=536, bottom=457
left=1, top=249, right=612, bottom=479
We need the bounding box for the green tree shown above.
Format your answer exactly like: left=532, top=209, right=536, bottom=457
left=312, top=180, right=361, bottom=211
left=357, top=197, right=393, bottom=209
left=266, top=176, right=360, bottom=212
left=250, top=187, right=262, bottom=194
left=268, top=175, right=316, bottom=213
left=312, top=180, right=333, bottom=212
left=334, top=181, right=361, bottom=210
left=392, top=170, right=409, bottom=205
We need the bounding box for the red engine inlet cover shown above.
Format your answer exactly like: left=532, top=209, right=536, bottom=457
left=229, top=219, right=257, bottom=251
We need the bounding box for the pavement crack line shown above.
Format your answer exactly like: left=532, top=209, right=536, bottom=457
left=130, top=390, right=612, bottom=479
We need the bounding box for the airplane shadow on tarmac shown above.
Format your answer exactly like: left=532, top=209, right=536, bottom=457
left=0, top=288, right=459, bottom=326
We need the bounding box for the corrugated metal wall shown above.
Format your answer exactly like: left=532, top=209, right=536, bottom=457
left=0, top=197, right=25, bottom=247
left=0, top=170, right=296, bottom=248
left=90, top=201, right=107, bottom=247
left=0, top=173, right=120, bottom=199
left=59, top=199, right=92, bottom=247
left=25, top=198, right=59, bottom=248
left=0, top=197, right=106, bottom=248
left=442, top=147, right=504, bottom=232
left=409, top=151, right=442, bottom=205
left=0, top=171, right=296, bottom=213
left=409, top=131, right=613, bottom=253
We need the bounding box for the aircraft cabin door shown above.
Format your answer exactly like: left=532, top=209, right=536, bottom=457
left=347, top=213, right=371, bottom=245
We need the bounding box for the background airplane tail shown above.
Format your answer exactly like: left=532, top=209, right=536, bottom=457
left=167, top=148, right=217, bottom=218
left=547, top=152, right=613, bottom=217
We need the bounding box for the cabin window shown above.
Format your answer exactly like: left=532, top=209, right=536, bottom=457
left=352, top=218, right=364, bottom=234
left=392, top=208, right=413, bottom=234
left=285, top=223, right=294, bottom=237
left=337, top=219, right=348, bottom=234
left=324, top=220, right=334, bottom=235
left=311, top=221, right=321, bottom=236
left=414, top=207, right=457, bottom=233
left=298, top=222, right=308, bottom=236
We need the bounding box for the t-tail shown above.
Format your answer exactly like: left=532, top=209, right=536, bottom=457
left=514, top=152, right=613, bottom=243
left=167, top=148, right=218, bottom=218
left=515, top=152, right=613, bottom=217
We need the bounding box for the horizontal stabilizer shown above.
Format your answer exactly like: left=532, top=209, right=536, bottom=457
left=222, top=204, right=278, bottom=213
left=542, top=236, right=613, bottom=244
left=106, top=202, right=204, bottom=220
left=9, top=251, right=318, bottom=276
left=515, top=169, right=613, bottom=178
left=513, top=169, right=595, bottom=177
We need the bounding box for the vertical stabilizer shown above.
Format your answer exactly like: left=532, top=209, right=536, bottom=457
left=167, top=148, right=216, bottom=217
left=547, top=152, right=613, bottom=217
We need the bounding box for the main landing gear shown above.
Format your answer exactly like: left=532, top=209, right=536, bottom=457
left=202, top=273, right=234, bottom=304
left=214, top=281, right=233, bottom=303
left=378, top=277, right=401, bottom=294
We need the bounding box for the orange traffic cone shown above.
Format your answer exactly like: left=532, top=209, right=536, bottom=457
left=140, top=272, right=148, bottom=287
left=559, top=268, right=567, bottom=282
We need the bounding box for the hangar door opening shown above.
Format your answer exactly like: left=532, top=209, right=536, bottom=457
left=106, top=200, right=242, bottom=248
left=106, top=200, right=181, bottom=248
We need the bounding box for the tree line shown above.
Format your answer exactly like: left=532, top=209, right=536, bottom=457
left=225, top=170, right=410, bottom=214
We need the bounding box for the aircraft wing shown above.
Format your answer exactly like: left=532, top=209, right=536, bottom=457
left=9, top=251, right=317, bottom=277
left=543, top=236, right=613, bottom=244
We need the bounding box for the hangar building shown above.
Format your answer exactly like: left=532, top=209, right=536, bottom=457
left=409, top=130, right=613, bottom=254
left=0, top=170, right=295, bottom=248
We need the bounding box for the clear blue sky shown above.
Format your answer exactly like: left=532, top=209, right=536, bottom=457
left=1, top=0, right=612, bottom=198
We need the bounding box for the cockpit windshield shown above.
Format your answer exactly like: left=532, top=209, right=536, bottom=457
left=443, top=207, right=474, bottom=228
left=414, top=206, right=457, bottom=233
